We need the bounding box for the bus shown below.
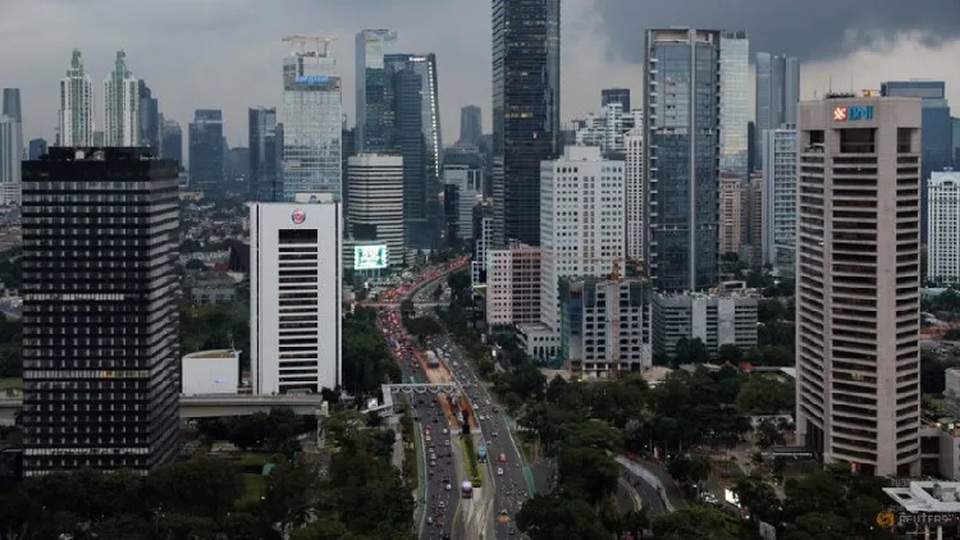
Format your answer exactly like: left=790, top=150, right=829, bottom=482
left=461, top=479, right=473, bottom=499
left=477, top=443, right=488, bottom=463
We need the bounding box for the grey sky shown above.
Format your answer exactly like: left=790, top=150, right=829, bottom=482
left=1, top=0, right=958, bottom=147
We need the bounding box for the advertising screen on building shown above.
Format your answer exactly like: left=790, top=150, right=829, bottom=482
left=354, top=245, right=388, bottom=270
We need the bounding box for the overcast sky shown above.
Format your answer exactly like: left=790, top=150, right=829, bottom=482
left=1, top=0, right=958, bottom=147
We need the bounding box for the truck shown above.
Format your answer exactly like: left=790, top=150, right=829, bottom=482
left=477, top=443, right=488, bottom=463
left=461, top=479, right=473, bottom=499
left=425, top=350, right=441, bottom=369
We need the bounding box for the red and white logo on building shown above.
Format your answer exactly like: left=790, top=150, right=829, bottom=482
left=291, top=209, right=306, bottom=224
left=833, top=106, right=848, bottom=121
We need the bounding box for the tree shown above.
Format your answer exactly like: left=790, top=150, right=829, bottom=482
left=342, top=309, right=398, bottom=394
left=515, top=494, right=610, bottom=540
left=737, top=375, right=794, bottom=415
left=717, top=344, right=743, bottom=364
left=557, top=446, right=620, bottom=505
left=145, top=457, right=244, bottom=519
left=652, top=506, right=742, bottom=539
left=755, top=419, right=786, bottom=449
left=733, top=475, right=780, bottom=524
left=262, top=459, right=323, bottom=536
left=672, top=337, right=711, bottom=365
left=291, top=519, right=365, bottom=540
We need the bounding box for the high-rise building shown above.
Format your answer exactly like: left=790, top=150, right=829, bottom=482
left=249, top=196, right=342, bottom=395
left=21, top=147, right=181, bottom=475
left=160, top=119, right=183, bottom=169
left=0, top=115, right=22, bottom=205
left=249, top=107, right=281, bottom=202
left=652, top=288, right=759, bottom=360
left=485, top=242, right=542, bottom=327
left=355, top=29, right=398, bottom=153
left=927, top=170, right=960, bottom=284
left=57, top=49, right=94, bottom=147
left=103, top=50, right=140, bottom=147
left=741, top=173, right=764, bottom=267
left=754, top=52, right=800, bottom=169
left=719, top=31, right=750, bottom=180
left=573, top=104, right=642, bottom=156
left=761, top=127, right=798, bottom=272
left=540, top=146, right=625, bottom=335
left=491, top=0, right=561, bottom=247
left=443, top=163, right=482, bottom=242
left=601, top=88, right=631, bottom=112
left=881, top=81, right=953, bottom=244
left=28, top=138, right=47, bottom=160
left=347, top=154, right=404, bottom=267
left=795, top=95, right=922, bottom=477
left=138, top=81, right=160, bottom=152
left=2, top=88, right=22, bottom=122
left=624, top=123, right=644, bottom=263
left=341, top=123, right=355, bottom=218
left=952, top=117, right=960, bottom=167
left=719, top=175, right=743, bottom=256
left=188, top=109, right=225, bottom=194
left=282, top=36, right=342, bottom=201
left=459, top=105, right=483, bottom=146
left=644, top=29, right=721, bottom=291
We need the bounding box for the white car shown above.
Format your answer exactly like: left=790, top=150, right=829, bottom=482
left=497, top=467, right=504, bottom=476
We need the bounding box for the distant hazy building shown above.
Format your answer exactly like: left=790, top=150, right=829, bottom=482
left=492, top=0, right=561, bottom=247
left=138, top=81, right=160, bottom=152
left=347, top=154, right=404, bottom=267
left=719, top=175, right=743, bottom=256
left=0, top=115, right=22, bottom=205
left=651, top=288, right=759, bottom=360
left=248, top=107, right=281, bottom=201
left=719, top=31, right=750, bottom=180
left=188, top=109, right=225, bottom=194
left=160, top=119, right=183, bottom=168
left=485, top=242, right=541, bottom=327
left=953, top=117, right=960, bottom=167
left=282, top=36, right=342, bottom=201
left=755, top=52, right=800, bottom=168
left=2, top=89, right=21, bottom=122
left=21, top=147, right=181, bottom=475
left=460, top=105, right=483, bottom=146
left=57, top=49, right=94, bottom=147
left=761, top=128, right=798, bottom=271
left=645, top=29, right=721, bottom=291
left=28, top=138, right=47, bottom=160
left=928, top=170, right=960, bottom=284
left=249, top=198, right=342, bottom=395
left=355, top=29, right=398, bottom=153
left=601, top=88, right=631, bottom=112
left=573, top=104, right=641, bottom=156
left=103, top=50, right=140, bottom=147
left=795, top=95, right=922, bottom=477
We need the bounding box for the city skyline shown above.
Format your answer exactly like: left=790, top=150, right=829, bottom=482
left=1, top=0, right=958, bottom=147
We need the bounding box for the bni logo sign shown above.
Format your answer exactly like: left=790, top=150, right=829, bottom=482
left=834, top=105, right=874, bottom=122
left=291, top=209, right=306, bottom=224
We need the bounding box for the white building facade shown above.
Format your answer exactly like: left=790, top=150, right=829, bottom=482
left=443, top=164, right=482, bottom=242
left=472, top=215, right=493, bottom=287
left=103, top=50, right=140, bottom=147
left=928, top=170, right=960, bottom=284
left=249, top=198, right=342, bottom=395
left=181, top=350, right=240, bottom=396
left=625, top=124, right=644, bottom=262
left=761, top=127, right=798, bottom=272
left=347, top=154, right=404, bottom=267
left=57, top=49, right=94, bottom=147
left=540, top=146, right=625, bottom=333
left=281, top=36, right=342, bottom=201
left=574, top=104, right=642, bottom=156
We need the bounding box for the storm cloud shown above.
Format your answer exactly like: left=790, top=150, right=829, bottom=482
left=594, top=0, right=960, bottom=62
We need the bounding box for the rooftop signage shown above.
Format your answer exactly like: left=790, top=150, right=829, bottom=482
left=833, top=105, right=874, bottom=122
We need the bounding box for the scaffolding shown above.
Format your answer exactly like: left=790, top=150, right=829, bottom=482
left=282, top=35, right=336, bottom=57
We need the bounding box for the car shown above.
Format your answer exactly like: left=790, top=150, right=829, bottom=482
left=497, top=467, right=504, bottom=476
left=425, top=435, right=432, bottom=442
left=439, top=501, right=446, bottom=509
left=445, top=440, right=450, bottom=447
left=445, top=483, right=452, bottom=491
left=500, top=509, right=508, bottom=516
left=427, top=517, right=434, bottom=525
left=442, top=428, right=449, bottom=435
left=430, top=460, right=436, bottom=467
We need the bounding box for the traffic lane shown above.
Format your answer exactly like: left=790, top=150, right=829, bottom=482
left=619, top=467, right=667, bottom=517
left=417, top=404, right=458, bottom=539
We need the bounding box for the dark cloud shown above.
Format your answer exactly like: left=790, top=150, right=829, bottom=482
left=593, top=0, right=960, bottom=62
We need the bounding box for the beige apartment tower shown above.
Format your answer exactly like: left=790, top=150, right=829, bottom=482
left=795, top=95, right=922, bottom=477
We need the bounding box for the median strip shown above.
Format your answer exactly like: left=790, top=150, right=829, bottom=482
left=459, top=434, right=483, bottom=488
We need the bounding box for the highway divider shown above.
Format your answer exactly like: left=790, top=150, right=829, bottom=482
left=459, top=434, right=483, bottom=488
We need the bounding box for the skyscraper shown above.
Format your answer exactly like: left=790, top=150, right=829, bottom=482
left=138, top=81, right=160, bottom=152
left=719, top=31, right=749, bottom=180
left=459, top=105, right=483, bottom=146
left=57, top=49, right=94, bottom=147
left=491, top=0, right=561, bottom=247
left=601, top=88, right=631, bottom=114
left=21, top=147, right=181, bottom=475
left=881, top=80, right=953, bottom=244
left=103, top=50, right=140, bottom=147
left=281, top=36, right=342, bottom=201
left=795, top=95, right=922, bottom=477
left=718, top=175, right=743, bottom=255
left=28, top=138, right=47, bottom=160
left=761, top=127, right=798, bottom=272
left=624, top=122, right=644, bottom=262
left=160, top=118, right=183, bottom=168
left=355, top=29, right=398, bottom=153
left=0, top=116, right=22, bottom=205
left=249, top=107, right=281, bottom=201
left=188, top=109, right=225, bottom=194
left=754, top=52, right=800, bottom=168
left=927, top=170, right=960, bottom=284
left=2, top=88, right=22, bottom=122
left=347, top=154, right=405, bottom=267
left=644, top=29, right=721, bottom=291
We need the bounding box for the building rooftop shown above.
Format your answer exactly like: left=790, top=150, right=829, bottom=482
left=884, top=481, right=960, bottom=513
left=183, top=349, right=239, bottom=360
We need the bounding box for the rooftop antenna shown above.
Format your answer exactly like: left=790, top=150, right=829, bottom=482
left=227, top=330, right=235, bottom=351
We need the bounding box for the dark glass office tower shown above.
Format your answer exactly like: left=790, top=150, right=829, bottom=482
left=28, top=138, right=47, bottom=160
left=248, top=107, right=281, bottom=201
left=2, top=88, right=21, bottom=122
left=601, top=88, right=630, bottom=112
left=491, top=0, right=561, bottom=247
left=881, top=80, right=953, bottom=243
left=21, top=147, right=180, bottom=476
left=754, top=53, right=800, bottom=169
left=188, top=109, right=225, bottom=195
left=391, top=66, right=426, bottom=231
left=160, top=119, right=182, bottom=169
left=137, top=81, right=160, bottom=152
left=459, top=105, right=482, bottom=146
left=644, top=29, right=721, bottom=291
left=355, top=29, right=398, bottom=153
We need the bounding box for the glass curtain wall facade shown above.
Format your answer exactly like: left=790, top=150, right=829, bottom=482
left=491, top=0, right=561, bottom=247
left=188, top=109, right=224, bottom=195
left=719, top=31, right=749, bottom=180
left=249, top=107, right=281, bottom=201
left=644, top=29, right=721, bottom=291
left=754, top=53, right=800, bottom=168
left=21, top=147, right=181, bottom=475
left=355, top=29, right=398, bottom=153
left=281, top=37, right=342, bottom=201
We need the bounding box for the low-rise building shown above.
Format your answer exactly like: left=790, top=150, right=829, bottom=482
left=651, top=283, right=760, bottom=359
left=188, top=272, right=237, bottom=304
left=181, top=349, right=240, bottom=395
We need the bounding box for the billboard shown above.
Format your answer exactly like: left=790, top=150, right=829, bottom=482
left=354, top=245, right=388, bottom=270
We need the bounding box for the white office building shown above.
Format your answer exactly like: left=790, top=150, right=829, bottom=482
left=281, top=36, right=342, bottom=201
left=928, top=169, right=960, bottom=284
left=249, top=197, right=342, bottom=395
left=574, top=104, right=642, bottom=156
left=103, top=50, right=140, bottom=147
left=761, top=127, right=798, bottom=272
left=472, top=214, right=493, bottom=287
left=57, top=49, right=94, bottom=147
left=625, top=124, right=644, bottom=261
left=540, top=146, right=625, bottom=334
left=347, top=154, right=404, bottom=267
left=181, top=350, right=240, bottom=396
left=443, top=164, right=482, bottom=242
left=0, top=115, right=21, bottom=205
